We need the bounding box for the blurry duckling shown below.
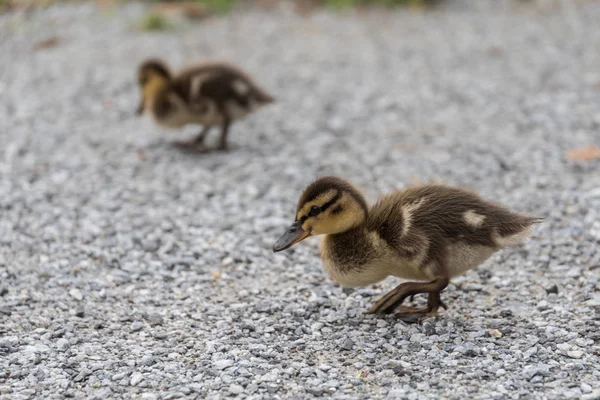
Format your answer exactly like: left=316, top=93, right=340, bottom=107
left=136, top=58, right=274, bottom=151
left=273, top=176, right=542, bottom=323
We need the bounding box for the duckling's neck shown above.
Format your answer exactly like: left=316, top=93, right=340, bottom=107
left=321, top=222, right=390, bottom=288
left=322, top=222, right=372, bottom=269
left=330, top=222, right=366, bottom=238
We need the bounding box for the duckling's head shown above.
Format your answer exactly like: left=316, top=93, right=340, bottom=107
left=136, top=59, right=171, bottom=115
left=273, top=176, right=368, bottom=252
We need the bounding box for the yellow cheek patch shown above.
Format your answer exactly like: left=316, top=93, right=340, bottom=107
left=311, top=217, right=341, bottom=234
left=309, top=192, right=364, bottom=235
left=142, top=74, right=168, bottom=103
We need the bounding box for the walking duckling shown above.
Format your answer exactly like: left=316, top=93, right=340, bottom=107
left=273, top=176, right=542, bottom=322
left=136, top=58, right=274, bottom=151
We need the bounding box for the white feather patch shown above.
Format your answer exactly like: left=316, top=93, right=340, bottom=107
left=463, top=210, right=486, bottom=227
left=190, top=75, right=204, bottom=98
left=401, top=198, right=425, bottom=236
left=494, top=227, right=533, bottom=247
left=232, top=79, right=250, bottom=95
left=190, top=71, right=218, bottom=98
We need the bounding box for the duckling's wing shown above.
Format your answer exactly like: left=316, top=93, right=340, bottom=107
left=410, top=185, right=542, bottom=248
left=176, top=64, right=274, bottom=114
left=368, top=185, right=542, bottom=258
left=150, top=90, right=187, bottom=122
left=367, top=189, right=434, bottom=260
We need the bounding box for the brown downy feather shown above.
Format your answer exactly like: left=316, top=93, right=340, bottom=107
left=137, top=58, right=274, bottom=129
left=138, top=59, right=171, bottom=81
left=173, top=62, right=275, bottom=108
left=367, top=185, right=541, bottom=278
left=292, top=177, right=542, bottom=285
left=367, top=185, right=541, bottom=250
left=298, top=176, right=368, bottom=215
left=276, top=176, right=542, bottom=320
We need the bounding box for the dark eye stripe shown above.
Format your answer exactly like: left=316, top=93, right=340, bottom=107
left=297, top=191, right=342, bottom=222
left=320, top=191, right=341, bottom=212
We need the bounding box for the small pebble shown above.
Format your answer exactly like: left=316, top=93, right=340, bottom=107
left=490, top=329, right=503, bottom=338
left=56, top=338, right=70, bottom=352
left=556, top=343, right=570, bottom=351
left=130, top=372, right=144, bottom=387
left=214, top=360, right=234, bottom=370
left=537, top=301, right=549, bottom=311
left=229, top=384, right=244, bottom=395
left=131, top=321, right=144, bottom=332
left=545, top=284, right=559, bottom=295
left=567, top=350, right=584, bottom=359
left=69, top=289, right=83, bottom=301
left=340, top=338, right=354, bottom=350
left=153, top=332, right=168, bottom=340
left=581, top=383, right=592, bottom=394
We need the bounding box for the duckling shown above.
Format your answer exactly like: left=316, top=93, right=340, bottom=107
left=273, top=176, right=542, bottom=322
left=136, top=58, right=274, bottom=151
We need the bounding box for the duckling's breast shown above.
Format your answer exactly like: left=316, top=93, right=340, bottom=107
left=151, top=94, right=225, bottom=128
left=322, top=253, right=390, bottom=288
left=179, top=99, right=262, bottom=126
left=153, top=109, right=198, bottom=129
left=320, top=231, right=429, bottom=287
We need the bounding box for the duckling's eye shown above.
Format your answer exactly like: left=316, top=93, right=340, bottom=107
left=309, top=206, right=321, bottom=216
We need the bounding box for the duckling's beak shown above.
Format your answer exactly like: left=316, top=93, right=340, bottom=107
left=273, top=221, right=311, bottom=252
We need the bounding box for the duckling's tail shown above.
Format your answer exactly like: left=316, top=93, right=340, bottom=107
left=493, top=214, right=543, bottom=247
left=253, top=87, right=275, bottom=105
left=522, top=216, right=544, bottom=225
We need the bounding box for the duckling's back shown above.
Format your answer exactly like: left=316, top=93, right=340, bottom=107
left=173, top=63, right=274, bottom=118
left=368, top=185, right=541, bottom=278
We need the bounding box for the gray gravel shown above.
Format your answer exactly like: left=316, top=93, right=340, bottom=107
left=1, top=1, right=600, bottom=399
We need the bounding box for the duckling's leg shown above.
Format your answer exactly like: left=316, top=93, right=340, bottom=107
left=365, top=281, right=416, bottom=314
left=365, top=277, right=449, bottom=317
left=193, top=126, right=211, bottom=144
left=217, top=119, right=231, bottom=150
left=392, top=290, right=449, bottom=323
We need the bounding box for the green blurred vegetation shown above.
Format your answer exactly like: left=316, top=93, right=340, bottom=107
left=139, top=12, right=170, bottom=30
left=198, top=0, right=234, bottom=14
left=134, top=0, right=435, bottom=31
left=137, top=0, right=235, bottom=31
left=1, top=0, right=438, bottom=14
left=321, top=0, right=435, bottom=9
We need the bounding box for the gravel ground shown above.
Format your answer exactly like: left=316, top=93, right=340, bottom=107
left=1, top=1, right=600, bottom=399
